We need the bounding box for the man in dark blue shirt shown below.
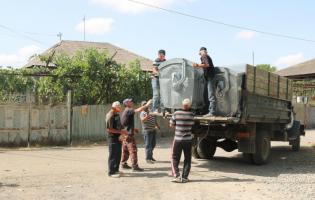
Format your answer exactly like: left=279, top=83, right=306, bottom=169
left=193, top=47, right=216, bottom=117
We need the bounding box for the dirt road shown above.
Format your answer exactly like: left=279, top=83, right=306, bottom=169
left=1, top=130, right=315, bottom=200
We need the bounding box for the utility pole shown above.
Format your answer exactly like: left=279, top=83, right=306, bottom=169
left=83, top=15, right=85, bottom=41
left=57, top=32, right=63, bottom=41
left=252, top=52, right=255, bottom=66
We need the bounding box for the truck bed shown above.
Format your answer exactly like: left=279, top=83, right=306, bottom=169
left=150, top=112, right=240, bottom=123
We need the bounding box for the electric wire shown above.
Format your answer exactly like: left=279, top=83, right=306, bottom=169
left=0, top=26, right=56, bottom=36
left=0, top=32, right=35, bottom=41
left=0, top=25, right=52, bottom=47
left=127, top=0, right=315, bottom=43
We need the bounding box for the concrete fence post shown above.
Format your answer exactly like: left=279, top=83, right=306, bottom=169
left=67, top=90, right=72, bottom=145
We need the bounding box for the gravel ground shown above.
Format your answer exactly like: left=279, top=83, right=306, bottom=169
left=1, top=130, right=315, bottom=200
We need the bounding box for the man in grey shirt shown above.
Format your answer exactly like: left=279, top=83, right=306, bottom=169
left=140, top=101, right=160, bottom=164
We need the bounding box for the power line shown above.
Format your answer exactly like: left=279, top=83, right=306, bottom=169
left=0, top=25, right=52, bottom=46
left=127, top=0, right=315, bottom=43
left=0, top=32, right=35, bottom=41
left=0, top=26, right=56, bottom=36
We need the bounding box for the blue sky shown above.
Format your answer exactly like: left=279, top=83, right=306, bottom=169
left=1, top=0, right=314, bottom=70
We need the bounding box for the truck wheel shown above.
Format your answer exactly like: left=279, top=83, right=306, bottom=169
left=192, top=146, right=200, bottom=158
left=243, top=153, right=254, bottom=164
left=292, top=131, right=300, bottom=151
left=252, top=130, right=271, bottom=165
left=197, top=138, right=216, bottom=159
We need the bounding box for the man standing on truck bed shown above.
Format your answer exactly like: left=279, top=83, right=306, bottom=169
left=169, top=99, right=195, bottom=183
left=152, top=49, right=167, bottom=114
left=105, top=101, right=128, bottom=178
left=121, top=98, right=153, bottom=172
left=193, top=47, right=216, bottom=117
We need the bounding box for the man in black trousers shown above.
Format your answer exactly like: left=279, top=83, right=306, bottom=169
left=106, top=101, right=128, bottom=178
left=169, top=99, right=195, bottom=183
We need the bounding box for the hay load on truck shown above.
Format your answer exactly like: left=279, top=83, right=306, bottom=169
left=152, top=58, right=306, bottom=165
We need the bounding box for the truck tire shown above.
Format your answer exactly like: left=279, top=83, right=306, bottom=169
left=243, top=153, right=254, bottom=164
left=197, top=138, right=216, bottom=159
left=192, top=146, right=200, bottom=158
left=252, top=130, right=271, bottom=165
left=292, top=131, right=300, bottom=151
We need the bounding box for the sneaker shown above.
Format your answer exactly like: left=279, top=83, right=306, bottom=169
left=170, top=177, right=182, bottom=183
left=121, top=164, right=132, bottom=169
left=181, top=178, right=189, bottom=183
left=132, top=167, right=144, bottom=172
left=203, top=113, right=215, bottom=117
left=115, top=171, right=123, bottom=174
left=108, top=174, right=120, bottom=178
left=151, top=158, right=156, bottom=162
left=146, top=160, right=154, bottom=164
left=153, top=109, right=159, bottom=113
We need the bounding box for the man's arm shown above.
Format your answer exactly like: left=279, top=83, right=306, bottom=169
left=193, top=63, right=209, bottom=68
left=169, top=116, right=176, bottom=128
left=135, top=99, right=153, bottom=113
left=107, top=128, right=128, bottom=134
left=141, top=112, right=150, bottom=123
left=155, top=119, right=160, bottom=130
left=153, top=67, right=158, bottom=75
left=135, top=105, right=149, bottom=114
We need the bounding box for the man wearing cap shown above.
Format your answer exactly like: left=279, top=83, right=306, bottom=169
left=169, top=99, right=195, bottom=183
left=152, top=49, right=167, bottom=113
left=193, top=47, right=216, bottom=117
left=140, top=100, right=161, bottom=164
left=105, top=101, right=128, bottom=178
left=121, top=98, right=153, bottom=171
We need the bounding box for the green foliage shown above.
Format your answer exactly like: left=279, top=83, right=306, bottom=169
left=28, top=54, right=38, bottom=62
left=256, top=64, right=277, bottom=72
left=0, top=48, right=152, bottom=105
left=0, top=66, right=35, bottom=95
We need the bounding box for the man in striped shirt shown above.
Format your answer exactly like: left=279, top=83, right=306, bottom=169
left=169, top=99, right=195, bottom=183
left=140, top=101, right=160, bottom=164
left=152, top=49, right=166, bottom=113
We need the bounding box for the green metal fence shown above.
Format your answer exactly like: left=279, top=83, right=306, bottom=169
left=71, top=104, right=174, bottom=143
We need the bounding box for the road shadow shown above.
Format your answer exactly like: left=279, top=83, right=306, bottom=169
left=0, top=183, right=20, bottom=188
left=122, top=172, right=170, bottom=178
left=189, top=177, right=255, bottom=183
left=194, top=146, right=315, bottom=178
left=153, top=161, right=171, bottom=164
left=145, top=167, right=171, bottom=172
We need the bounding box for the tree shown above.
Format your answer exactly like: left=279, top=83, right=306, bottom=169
left=0, top=47, right=152, bottom=105
left=256, top=64, right=277, bottom=72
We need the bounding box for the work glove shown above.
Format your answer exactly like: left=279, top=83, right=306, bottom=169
left=146, top=99, right=153, bottom=107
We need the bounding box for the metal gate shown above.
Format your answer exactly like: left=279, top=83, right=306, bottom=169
left=0, top=92, right=70, bottom=147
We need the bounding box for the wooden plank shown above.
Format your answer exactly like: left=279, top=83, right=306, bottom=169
left=246, top=65, right=255, bottom=92
left=286, top=79, right=289, bottom=99
left=253, top=67, right=256, bottom=93
left=268, top=72, right=270, bottom=96
left=277, top=76, right=280, bottom=98
left=254, top=67, right=269, bottom=96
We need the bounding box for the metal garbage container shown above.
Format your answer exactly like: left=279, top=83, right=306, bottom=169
left=158, top=58, right=245, bottom=117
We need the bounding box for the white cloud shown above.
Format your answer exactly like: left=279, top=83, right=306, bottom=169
left=90, top=0, right=197, bottom=14
left=0, top=54, right=26, bottom=66
left=18, top=45, right=40, bottom=57
left=114, top=44, right=121, bottom=47
left=0, top=44, right=41, bottom=68
left=273, top=53, right=304, bottom=66
left=235, top=30, right=258, bottom=40
left=75, top=18, right=115, bottom=35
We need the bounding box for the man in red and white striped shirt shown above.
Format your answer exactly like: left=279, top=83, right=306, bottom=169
left=169, top=99, right=195, bottom=183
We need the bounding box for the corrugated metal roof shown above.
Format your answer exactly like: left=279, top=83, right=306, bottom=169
left=23, top=40, right=153, bottom=71
left=274, top=58, right=315, bottom=77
